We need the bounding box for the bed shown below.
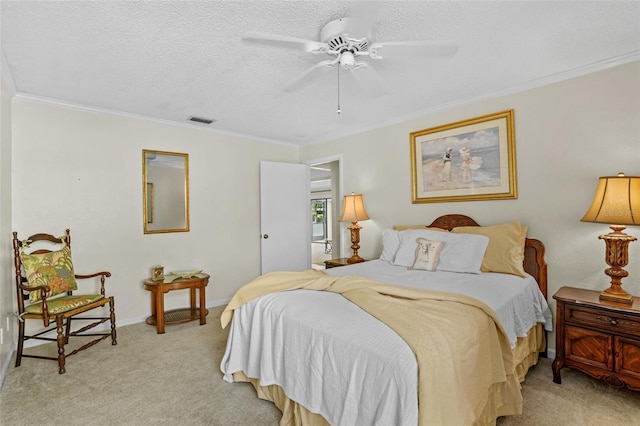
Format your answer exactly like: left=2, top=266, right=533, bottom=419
left=220, top=214, right=552, bottom=425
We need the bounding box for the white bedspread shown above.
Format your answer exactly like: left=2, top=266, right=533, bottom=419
left=222, top=289, right=419, bottom=425
left=220, top=261, right=552, bottom=425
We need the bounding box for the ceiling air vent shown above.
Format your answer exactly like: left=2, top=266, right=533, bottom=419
left=188, top=116, right=215, bottom=125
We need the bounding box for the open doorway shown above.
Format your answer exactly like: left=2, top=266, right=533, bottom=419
left=307, top=158, right=341, bottom=269
left=311, top=197, right=332, bottom=268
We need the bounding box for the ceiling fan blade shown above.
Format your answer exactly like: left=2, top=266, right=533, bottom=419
left=242, top=31, right=329, bottom=53
left=283, top=59, right=338, bottom=93
left=369, top=40, right=458, bottom=59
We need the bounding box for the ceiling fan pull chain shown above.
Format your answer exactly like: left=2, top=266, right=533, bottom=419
left=337, top=65, right=341, bottom=115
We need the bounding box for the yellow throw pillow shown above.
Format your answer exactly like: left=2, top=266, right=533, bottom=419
left=20, top=246, right=78, bottom=302
left=451, top=222, right=528, bottom=277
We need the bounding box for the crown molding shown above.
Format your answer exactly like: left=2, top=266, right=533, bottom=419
left=307, top=51, right=640, bottom=146
left=11, top=92, right=299, bottom=149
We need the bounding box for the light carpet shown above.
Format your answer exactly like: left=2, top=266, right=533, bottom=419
left=1, top=305, right=638, bottom=425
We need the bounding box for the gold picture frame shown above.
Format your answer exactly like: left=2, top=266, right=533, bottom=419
left=146, top=182, right=154, bottom=223
left=142, top=150, right=190, bottom=234
left=410, top=110, right=517, bottom=203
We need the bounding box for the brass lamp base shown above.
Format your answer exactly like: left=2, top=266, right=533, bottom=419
left=598, top=225, right=636, bottom=305
left=600, top=287, right=633, bottom=304
left=347, top=221, right=365, bottom=264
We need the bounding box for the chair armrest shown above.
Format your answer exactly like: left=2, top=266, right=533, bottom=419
left=18, top=284, right=53, bottom=326
left=75, top=271, right=111, bottom=279
left=74, top=271, right=111, bottom=296
left=18, top=283, right=50, bottom=293
left=18, top=284, right=51, bottom=308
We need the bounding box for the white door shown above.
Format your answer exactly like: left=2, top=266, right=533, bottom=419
left=260, top=161, right=311, bottom=274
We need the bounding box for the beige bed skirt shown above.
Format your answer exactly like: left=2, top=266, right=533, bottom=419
left=232, top=323, right=546, bottom=426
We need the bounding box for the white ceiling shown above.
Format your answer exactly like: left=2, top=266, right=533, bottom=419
left=2, top=1, right=639, bottom=146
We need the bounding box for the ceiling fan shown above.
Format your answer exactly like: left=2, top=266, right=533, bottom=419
left=242, top=15, right=458, bottom=99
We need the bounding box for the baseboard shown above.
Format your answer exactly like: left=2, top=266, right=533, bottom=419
left=209, top=297, right=231, bottom=309
left=0, top=343, right=17, bottom=392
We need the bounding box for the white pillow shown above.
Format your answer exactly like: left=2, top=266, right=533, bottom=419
left=392, top=229, right=489, bottom=274
left=380, top=229, right=400, bottom=262
left=409, top=238, right=444, bottom=271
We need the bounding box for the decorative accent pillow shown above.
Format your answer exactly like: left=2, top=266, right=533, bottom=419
left=409, top=238, right=444, bottom=271
left=451, top=222, right=528, bottom=277
left=20, top=245, right=78, bottom=302
left=380, top=229, right=401, bottom=262
left=392, top=229, right=489, bottom=274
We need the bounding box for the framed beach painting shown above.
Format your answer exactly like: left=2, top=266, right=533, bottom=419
left=410, top=110, right=517, bottom=203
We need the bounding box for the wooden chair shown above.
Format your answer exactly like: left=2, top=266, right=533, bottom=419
left=12, top=229, right=117, bottom=374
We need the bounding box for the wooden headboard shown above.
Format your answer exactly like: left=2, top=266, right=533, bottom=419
left=427, top=214, right=548, bottom=298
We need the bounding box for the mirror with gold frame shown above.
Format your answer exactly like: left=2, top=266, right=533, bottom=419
left=143, top=149, right=189, bottom=234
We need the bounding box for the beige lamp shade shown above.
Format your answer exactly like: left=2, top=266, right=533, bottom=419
left=339, top=193, right=369, bottom=222
left=580, top=172, right=639, bottom=304
left=581, top=173, right=640, bottom=226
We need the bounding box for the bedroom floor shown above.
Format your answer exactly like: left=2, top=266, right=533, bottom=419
left=2, top=306, right=638, bottom=425
left=497, top=360, right=640, bottom=425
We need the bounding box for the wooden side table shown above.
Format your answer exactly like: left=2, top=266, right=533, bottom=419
left=324, top=258, right=366, bottom=269
left=143, top=273, right=210, bottom=334
left=552, top=286, right=640, bottom=391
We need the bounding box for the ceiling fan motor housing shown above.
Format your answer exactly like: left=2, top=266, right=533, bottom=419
left=320, top=18, right=370, bottom=55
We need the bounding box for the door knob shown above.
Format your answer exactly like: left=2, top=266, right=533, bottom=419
left=263, top=234, right=269, bottom=239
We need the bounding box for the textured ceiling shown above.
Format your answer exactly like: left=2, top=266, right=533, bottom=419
left=2, top=1, right=639, bottom=146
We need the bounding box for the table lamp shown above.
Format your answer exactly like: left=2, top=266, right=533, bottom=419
left=339, top=193, right=369, bottom=264
left=581, top=172, right=639, bottom=304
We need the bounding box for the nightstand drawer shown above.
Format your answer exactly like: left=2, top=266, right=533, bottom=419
left=566, top=305, right=640, bottom=335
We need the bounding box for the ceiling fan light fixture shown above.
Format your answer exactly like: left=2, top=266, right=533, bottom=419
left=340, top=51, right=356, bottom=70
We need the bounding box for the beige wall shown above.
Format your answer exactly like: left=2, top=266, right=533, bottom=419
left=10, top=99, right=298, bottom=327
left=0, top=68, right=14, bottom=379
left=301, top=61, right=640, bottom=353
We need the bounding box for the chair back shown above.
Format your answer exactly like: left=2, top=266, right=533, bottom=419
left=12, top=229, right=74, bottom=314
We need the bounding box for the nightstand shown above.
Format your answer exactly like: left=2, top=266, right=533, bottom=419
left=324, top=258, right=366, bottom=269
left=552, top=286, right=640, bottom=391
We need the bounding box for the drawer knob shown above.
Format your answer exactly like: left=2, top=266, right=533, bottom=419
left=610, top=319, right=618, bottom=326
